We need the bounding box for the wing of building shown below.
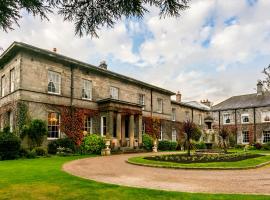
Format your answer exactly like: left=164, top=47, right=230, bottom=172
left=0, top=42, right=211, bottom=148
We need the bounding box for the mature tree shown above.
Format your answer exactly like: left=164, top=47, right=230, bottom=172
left=182, top=120, right=196, bottom=156
left=0, top=0, right=189, bottom=37
left=262, top=65, right=270, bottom=90
left=219, top=127, right=229, bottom=154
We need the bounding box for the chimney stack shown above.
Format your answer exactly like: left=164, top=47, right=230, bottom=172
left=257, top=80, right=263, bottom=96
left=176, top=91, right=181, bottom=102
left=201, top=99, right=212, bottom=107
left=99, top=61, right=107, bottom=70
left=53, top=48, right=57, bottom=53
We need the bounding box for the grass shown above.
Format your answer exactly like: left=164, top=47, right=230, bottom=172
left=0, top=156, right=269, bottom=200
left=128, top=150, right=270, bottom=169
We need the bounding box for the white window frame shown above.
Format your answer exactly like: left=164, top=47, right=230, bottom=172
left=101, top=116, right=107, bottom=137
left=242, top=130, right=249, bottom=144
left=159, top=125, right=163, bottom=141
left=1, top=75, right=5, bottom=97
left=139, top=94, right=145, bottom=110
left=172, top=108, right=176, bottom=121
left=9, top=111, right=13, bottom=133
left=157, top=98, right=163, bottom=113
left=48, top=71, right=61, bottom=95
left=10, top=69, right=15, bottom=93
left=223, top=113, right=231, bottom=124
left=47, top=112, right=60, bottom=139
left=82, top=79, right=92, bottom=100
left=110, top=86, right=119, bottom=100
left=262, top=131, right=270, bottom=144
left=241, top=114, right=249, bottom=124
left=84, top=116, right=93, bottom=134
left=172, top=129, right=177, bottom=142
left=261, top=111, right=270, bottom=123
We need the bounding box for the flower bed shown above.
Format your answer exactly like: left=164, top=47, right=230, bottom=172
left=144, top=153, right=263, bottom=164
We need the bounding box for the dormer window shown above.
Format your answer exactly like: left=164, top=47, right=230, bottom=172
left=241, top=114, right=249, bottom=124
left=48, top=71, right=61, bottom=94
left=223, top=113, right=231, bottom=124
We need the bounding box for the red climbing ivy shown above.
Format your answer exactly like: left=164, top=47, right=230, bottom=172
left=59, top=106, right=98, bottom=146
left=143, top=117, right=161, bottom=139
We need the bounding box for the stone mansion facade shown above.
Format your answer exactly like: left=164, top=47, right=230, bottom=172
left=1, top=42, right=269, bottom=147
left=0, top=42, right=209, bottom=148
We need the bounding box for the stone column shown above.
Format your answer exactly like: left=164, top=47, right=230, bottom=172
left=129, top=115, right=135, bottom=148
left=107, top=111, right=114, bottom=139
left=116, top=112, right=122, bottom=146
left=138, top=115, right=143, bottom=146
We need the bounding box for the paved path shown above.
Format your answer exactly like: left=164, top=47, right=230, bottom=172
left=63, top=152, right=270, bottom=195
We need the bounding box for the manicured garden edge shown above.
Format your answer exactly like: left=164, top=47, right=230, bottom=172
left=127, top=155, right=270, bottom=170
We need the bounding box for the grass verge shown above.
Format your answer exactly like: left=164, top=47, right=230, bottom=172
left=0, top=155, right=269, bottom=199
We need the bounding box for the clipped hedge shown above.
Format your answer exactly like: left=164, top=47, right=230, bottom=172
left=0, top=131, right=21, bottom=160
left=48, top=137, right=76, bottom=154
left=81, top=134, right=105, bottom=154
left=158, top=140, right=178, bottom=151
left=142, top=134, right=154, bottom=151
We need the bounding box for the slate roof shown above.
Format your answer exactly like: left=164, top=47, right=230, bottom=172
left=171, top=100, right=210, bottom=111
left=0, top=42, right=175, bottom=95
left=212, top=92, right=270, bottom=111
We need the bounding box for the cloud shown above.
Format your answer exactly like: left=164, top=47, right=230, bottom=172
left=1, top=0, right=270, bottom=104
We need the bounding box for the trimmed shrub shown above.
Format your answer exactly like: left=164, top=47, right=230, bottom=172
left=0, top=130, right=21, bottom=160
left=33, top=147, right=47, bottom=156
left=191, top=127, right=202, bottom=142
left=19, top=147, right=29, bottom=158
left=27, top=149, right=37, bottom=159
left=47, top=138, right=77, bottom=155
left=158, top=140, right=178, bottom=151
left=57, top=147, right=73, bottom=156
left=235, top=144, right=244, bottom=149
left=81, top=134, right=105, bottom=154
left=229, top=134, right=237, bottom=147
left=195, top=141, right=206, bottom=149
left=142, top=133, right=154, bottom=151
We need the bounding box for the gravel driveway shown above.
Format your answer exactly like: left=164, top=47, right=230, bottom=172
left=63, top=152, right=270, bottom=195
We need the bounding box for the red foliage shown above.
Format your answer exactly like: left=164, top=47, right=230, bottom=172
left=60, top=106, right=98, bottom=146
left=143, top=117, right=161, bottom=139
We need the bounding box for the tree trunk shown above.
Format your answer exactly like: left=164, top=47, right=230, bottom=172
left=187, top=139, right=191, bottom=156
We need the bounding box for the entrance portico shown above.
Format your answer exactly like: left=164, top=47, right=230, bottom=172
left=97, top=98, right=143, bottom=148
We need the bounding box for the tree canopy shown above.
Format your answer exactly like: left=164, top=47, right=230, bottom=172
left=263, top=65, right=270, bottom=90
left=0, top=0, right=189, bottom=37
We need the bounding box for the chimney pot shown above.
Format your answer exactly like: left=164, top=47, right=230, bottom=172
left=176, top=91, right=181, bottom=102
left=99, top=60, right=107, bottom=70
left=257, top=80, right=263, bottom=96
left=53, top=48, right=57, bottom=53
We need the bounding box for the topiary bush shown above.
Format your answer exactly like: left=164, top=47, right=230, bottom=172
left=191, top=127, right=202, bottom=142
left=142, top=133, right=154, bottom=151
left=158, top=140, right=178, bottom=151
left=81, top=134, right=105, bottom=154
left=0, top=129, right=21, bottom=160
left=47, top=138, right=77, bottom=155
left=195, top=141, right=206, bottom=149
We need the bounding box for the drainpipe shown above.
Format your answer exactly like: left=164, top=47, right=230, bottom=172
left=150, top=89, right=153, bottom=117
left=70, top=66, right=74, bottom=107
left=234, top=109, right=237, bottom=143
left=253, top=107, right=256, bottom=143
left=218, top=111, right=221, bottom=132
left=191, top=108, right=194, bottom=122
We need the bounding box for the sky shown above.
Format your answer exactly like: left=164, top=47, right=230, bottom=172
left=1, top=0, right=270, bottom=105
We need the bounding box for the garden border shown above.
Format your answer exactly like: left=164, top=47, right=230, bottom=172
left=127, top=156, right=270, bottom=170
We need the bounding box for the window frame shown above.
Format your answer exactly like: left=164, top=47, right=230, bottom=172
left=172, top=108, right=176, bottom=121
left=1, top=75, right=5, bottom=97
left=110, top=86, right=119, bottom=100
left=262, top=131, right=270, bottom=144
left=261, top=111, right=270, bottom=123
left=82, top=79, right=92, bottom=100
left=101, top=116, right=107, bottom=137
left=139, top=94, right=145, bottom=110
left=172, top=129, right=177, bottom=142
left=10, top=68, right=15, bottom=93
left=47, top=112, right=60, bottom=140
left=157, top=98, right=163, bottom=113
left=48, top=70, right=61, bottom=95
left=199, top=114, right=202, bottom=125
left=241, top=114, right=249, bottom=124
left=159, top=125, right=163, bottom=141
left=84, top=116, right=93, bottom=134
left=242, top=130, right=249, bottom=144
left=223, top=113, right=231, bottom=124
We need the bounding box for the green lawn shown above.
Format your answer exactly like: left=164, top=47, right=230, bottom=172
left=0, top=156, right=269, bottom=200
